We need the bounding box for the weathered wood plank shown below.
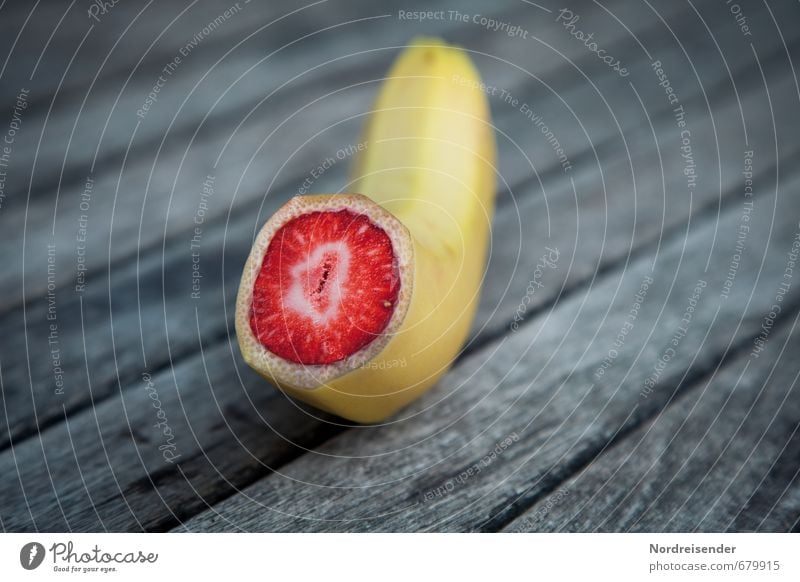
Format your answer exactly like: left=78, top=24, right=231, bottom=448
left=0, top=75, right=796, bottom=530
left=2, top=12, right=795, bottom=452
left=0, top=336, right=344, bottom=531
left=0, top=175, right=781, bottom=531
left=2, top=157, right=793, bottom=532
left=0, top=0, right=726, bottom=307
left=1, top=0, right=206, bottom=105
left=2, top=0, right=467, bottom=206
left=6, top=0, right=692, bottom=201
left=1, top=1, right=798, bottom=533
left=503, top=315, right=800, bottom=532
left=174, top=175, right=800, bottom=532
left=0, top=0, right=481, bottom=314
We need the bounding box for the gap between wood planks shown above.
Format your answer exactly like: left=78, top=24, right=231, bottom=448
left=2, top=15, right=794, bottom=426
left=1, top=56, right=797, bottom=457
left=4, top=24, right=793, bottom=340
left=481, top=309, right=800, bottom=531
left=0, top=0, right=796, bottom=532
left=0, top=0, right=730, bottom=314
left=174, top=176, right=800, bottom=532
left=2, top=148, right=797, bottom=532
left=7, top=0, right=537, bottom=211
left=1, top=123, right=792, bottom=455
left=500, top=314, right=800, bottom=532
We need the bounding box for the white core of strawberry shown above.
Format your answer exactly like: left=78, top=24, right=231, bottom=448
left=285, top=241, right=351, bottom=326
left=248, top=208, right=401, bottom=365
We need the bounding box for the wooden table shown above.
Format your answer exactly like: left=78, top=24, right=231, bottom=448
left=1, top=0, right=798, bottom=532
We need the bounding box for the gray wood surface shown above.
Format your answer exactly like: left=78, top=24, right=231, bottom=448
left=174, top=176, right=800, bottom=531
left=1, top=0, right=795, bottom=453
left=2, top=162, right=793, bottom=531
left=1, top=0, right=798, bottom=533
left=0, top=0, right=698, bottom=311
left=504, top=317, right=800, bottom=532
left=0, top=65, right=794, bottom=530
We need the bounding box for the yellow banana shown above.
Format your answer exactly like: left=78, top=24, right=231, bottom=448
left=236, top=37, right=496, bottom=422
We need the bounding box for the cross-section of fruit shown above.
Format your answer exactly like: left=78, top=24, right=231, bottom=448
left=236, top=38, right=496, bottom=422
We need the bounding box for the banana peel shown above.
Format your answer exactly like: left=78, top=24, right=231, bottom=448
left=236, top=37, right=496, bottom=422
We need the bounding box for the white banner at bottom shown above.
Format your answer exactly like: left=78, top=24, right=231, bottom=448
left=1, top=533, right=797, bottom=581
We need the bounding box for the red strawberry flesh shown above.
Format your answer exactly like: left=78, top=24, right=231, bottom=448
left=249, top=209, right=401, bottom=365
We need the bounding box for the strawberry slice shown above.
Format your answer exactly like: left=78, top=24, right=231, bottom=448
left=249, top=209, right=400, bottom=364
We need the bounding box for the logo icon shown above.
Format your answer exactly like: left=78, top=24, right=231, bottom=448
left=20, top=542, right=45, bottom=570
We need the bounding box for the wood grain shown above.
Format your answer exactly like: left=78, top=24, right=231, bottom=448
left=175, top=176, right=800, bottom=532
left=503, top=316, right=800, bottom=532
left=0, top=0, right=740, bottom=307
left=1, top=11, right=795, bottom=452
left=2, top=163, right=795, bottom=531
left=1, top=0, right=798, bottom=534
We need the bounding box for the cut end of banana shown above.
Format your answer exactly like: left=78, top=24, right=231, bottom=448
left=235, top=193, right=415, bottom=389
left=236, top=37, right=495, bottom=422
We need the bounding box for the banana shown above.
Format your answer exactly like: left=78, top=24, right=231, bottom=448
left=236, top=37, right=496, bottom=422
